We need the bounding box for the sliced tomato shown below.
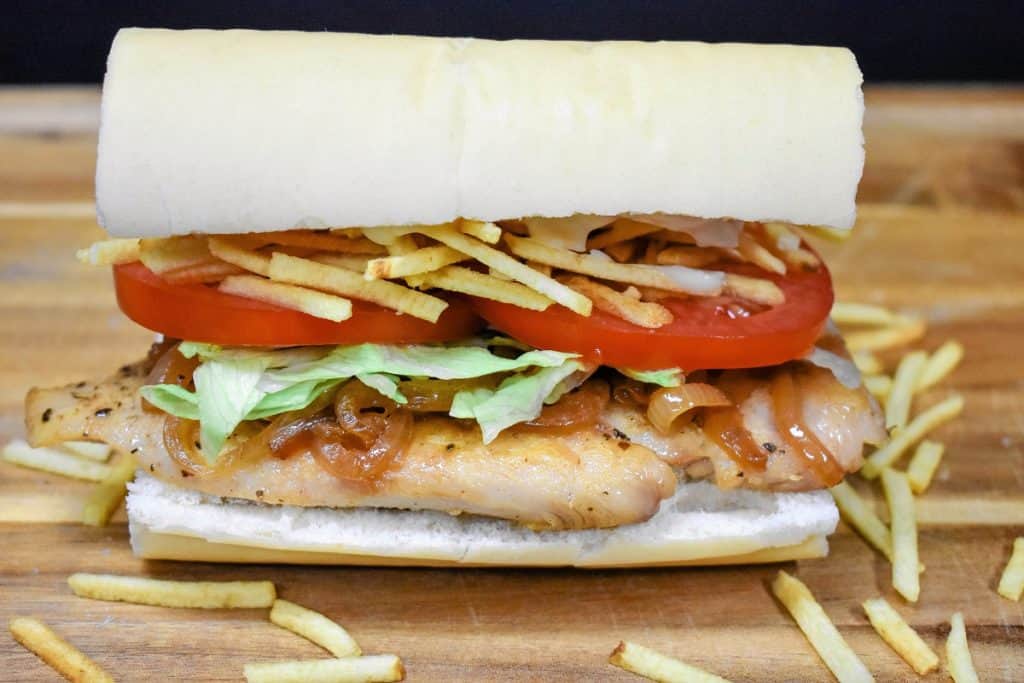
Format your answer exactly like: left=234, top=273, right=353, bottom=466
left=471, top=259, right=834, bottom=370
left=113, top=262, right=483, bottom=346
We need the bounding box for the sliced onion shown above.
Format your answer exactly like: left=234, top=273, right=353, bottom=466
left=397, top=376, right=501, bottom=413
left=647, top=264, right=725, bottom=295
left=647, top=383, right=732, bottom=434
left=163, top=416, right=212, bottom=476
left=626, top=214, right=743, bottom=248
left=523, top=215, right=616, bottom=251
left=803, top=346, right=862, bottom=389
left=523, top=380, right=609, bottom=432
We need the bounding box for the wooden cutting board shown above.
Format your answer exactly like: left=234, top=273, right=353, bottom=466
left=1, top=86, right=1022, bottom=682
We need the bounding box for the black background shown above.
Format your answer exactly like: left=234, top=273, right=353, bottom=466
left=3, top=0, right=1021, bottom=84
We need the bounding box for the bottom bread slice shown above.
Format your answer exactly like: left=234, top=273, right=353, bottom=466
left=126, top=474, right=838, bottom=567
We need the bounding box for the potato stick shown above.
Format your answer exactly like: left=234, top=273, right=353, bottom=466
left=505, top=233, right=728, bottom=299
left=220, top=275, right=352, bottom=322
left=386, top=234, right=420, bottom=256
left=770, top=571, right=874, bottom=683
left=424, top=227, right=591, bottom=315
left=76, top=238, right=140, bottom=266
left=652, top=230, right=697, bottom=245
left=906, top=441, right=944, bottom=494
left=243, top=655, right=405, bottom=683
left=587, top=218, right=660, bottom=250
left=916, top=340, right=965, bottom=392
left=763, top=222, right=802, bottom=251
left=852, top=351, right=883, bottom=375
left=799, top=224, right=853, bottom=242
left=460, top=219, right=502, bottom=244
left=608, top=641, right=732, bottom=683
left=881, top=469, right=920, bottom=603
left=997, top=537, right=1024, bottom=601
left=844, top=320, right=927, bottom=353
left=863, top=375, right=893, bottom=402
left=3, top=440, right=111, bottom=482
left=270, top=599, right=361, bottom=657
left=603, top=239, right=637, bottom=263
left=861, top=394, right=964, bottom=478
left=208, top=236, right=272, bottom=276
left=738, top=230, right=786, bottom=274
left=831, top=302, right=905, bottom=326
left=829, top=481, right=892, bottom=561
left=722, top=273, right=785, bottom=306
left=562, top=276, right=672, bottom=328
left=9, top=616, right=114, bottom=683
left=82, top=455, right=137, bottom=527
left=139, top=235, right=210, bottom=273
left=945, top=613, right=979, bottom=683
left=780, top=247, right=821, bottom=270
left=886, top=351, right=928, bottom=431
left=329, top=228, right=364, bottom=239
left=260, top=230, right=385, bottom=254
left=409, top=266, right=553, bottom=311
left=269, top=253, right=447, bottom=322
left=68, top=573, right=276, bottom=608
left=60, top=441, right=111, bottom=462
left=311, top=253, right=373, bottom=272
left=364, top=245, right=467, bottom=280
left=654, top=245, right=721, bottom=269
left=162, top=259, right=246, bottom=285
left=861, top=598, right=938, bottom=675
left=359, top=225, right=430, bottom=246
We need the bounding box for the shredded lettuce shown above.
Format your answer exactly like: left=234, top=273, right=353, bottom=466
left=620, top=367, right=684, bottom=387
left=144, top=342, right=580, bottom=461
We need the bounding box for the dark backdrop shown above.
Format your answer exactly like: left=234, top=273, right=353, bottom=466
left=4, top=0, right=1021, bottom=84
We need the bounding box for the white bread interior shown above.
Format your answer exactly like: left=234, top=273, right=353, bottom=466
left=127, top=474, right=838, bottom=567
left=97, top=29, right=864, bottom=237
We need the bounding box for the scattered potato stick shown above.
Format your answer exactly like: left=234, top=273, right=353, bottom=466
left=721, top=273, right=784, bottom=306
left=2, top=440, right=112, bottom=482
left=737, top=230, right=786, bottom=274
left=906, top=441, right=944, bottom=494
left=881, top=469, right=920, bottom=603
left=270, top=599, right=361, bottom=658
left=82, top=455, right=137, bottom=527
left=562, top=276, right=672, bottom=328
left=9, top=616, right=114, bottom=683
left=68, top=573, right=276, bottom=609
left=364, top=245, right=467, bottom=280
left=269, top=253, right=447, bottom=322
left=409, top=266, right=553, bottom=311
left=260, top=230, right=385, bottom=254
left=861, top=598, right=938, bottom=675
left=829, top=481, right=892, bottom=561
left=844, top=319, right=927, bottom=353
left=945, top=613, right=979, bottom=683
left=863, top=375, right=893, bottom=402
left=505, top=233, right=729, bottom=299
left=311, top=253, right=373, bottom=272
left=608, top=641, right=732, bottom=683
left=916, top=340, right=965, bottom=392
left=424, top=227, right=591, bottom=315
left=460, top=219, right=502, bottom=244
left=852, top=351, right=883, bottom=376
left=770, top=571, right=874, bottom=683
left=587, top=218, right=660, bottom=250
left=243, top=655, right=405, bottom=683
left=997, top=537, right=1024, bottom=601
left=220, top=275, right=353, bottom=322
left=886, top=351, right=928, bottom=431
left=654, top=245, right=721, bottom=269
left=208, top=236, right=272, bottom=276
left=861, top=394, right=964, bottom=478
left=76, top=238, right=140, bottom=266
left=831, top=302, right=905, bottom=326
left=60, top=441, right=111, bottom=462
left=139, top=235, right=210, bottom=273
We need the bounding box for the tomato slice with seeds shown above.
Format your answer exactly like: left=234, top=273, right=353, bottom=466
left=113, top=262, right=483, bottom=346
left=471, top=258, right=834, bottom=371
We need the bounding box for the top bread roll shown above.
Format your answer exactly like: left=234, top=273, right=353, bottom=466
left=96, top=28, right=864, bottom=237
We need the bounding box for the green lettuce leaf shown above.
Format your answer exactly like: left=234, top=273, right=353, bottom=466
left=620, top=367, right=684, bottom=387
left=138, top=384, right=199, bottom=421
left=193, top=356, right=272, bottom=457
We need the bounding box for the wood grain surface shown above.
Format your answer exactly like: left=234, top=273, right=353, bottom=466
left=1, top=86, right=1022, bottom=682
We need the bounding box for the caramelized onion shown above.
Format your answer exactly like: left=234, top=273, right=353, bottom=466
left=143, top=342, right=200, bottom=414
left=162, top=416, right=213, bottom=476
left=522, top=380, right=610, bottom=432
left=611, top=378, right=653, bottom=407
left=647, top=383, right=732, bottom=434
left=397, top=376, right=502, bottom=413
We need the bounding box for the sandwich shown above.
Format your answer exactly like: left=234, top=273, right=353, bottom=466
left=25, top=28, right=884, bottom=566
